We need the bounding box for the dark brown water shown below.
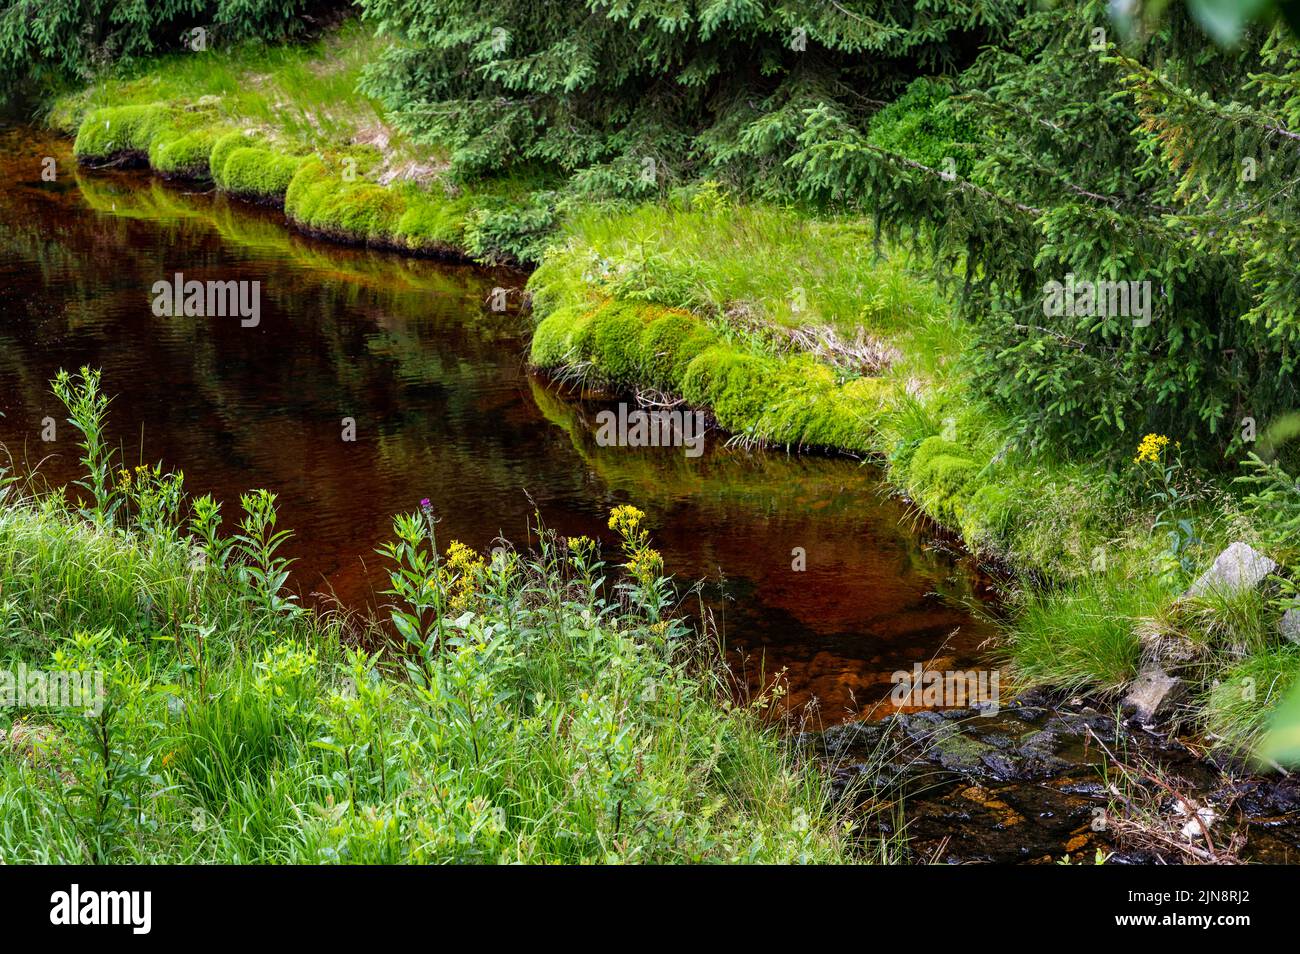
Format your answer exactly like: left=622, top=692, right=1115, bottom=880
left=0, top=125, right=998, bottom=723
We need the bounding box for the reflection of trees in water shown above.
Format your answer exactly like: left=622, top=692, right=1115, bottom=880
left=525, top=375, right=989, bottom=616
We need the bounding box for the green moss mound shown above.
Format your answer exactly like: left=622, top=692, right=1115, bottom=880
left=959, top=482, right=1016, bottom=547
left=209, top=130, right=258, bottom=184
left=529, top=303, right=603, bottom=370
left=218, top=146, right=307, bottom=203
left=681, top=348, right=781, bottom=432
left=284, top=160, right=406, bottom=244
left=530, top=305, right=587, bottom=368
left=908, top=436, right=979, bottom=522
left=586, top=302, right=651, bottom=385
left=639, top=311, right=719, bottom=389
left=795, top=376, right=889, bottom=452
left=394, top=185, right=473, bottom=253
left=75, top=105, right=177, bottom=161
left=150, top=126, right=226, bottom=178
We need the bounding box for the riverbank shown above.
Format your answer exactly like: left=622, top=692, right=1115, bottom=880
left=51, top=21, right=556, bottom=265
left=0, top=371, right=849, bottom=863
left=43, top=22, right=1300, bottom=784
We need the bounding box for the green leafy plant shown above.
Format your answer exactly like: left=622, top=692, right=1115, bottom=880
left=232, top=489, right=301, bottom=619
left=51, top=368, right=121, bottom=526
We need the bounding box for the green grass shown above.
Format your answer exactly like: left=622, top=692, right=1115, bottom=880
left=542, top=194, right=951, bottom=348
left=1005, top=572, right=1167, bottom=694
left=1205, top=646, right=1300, bottom=761
left=51, top=21, right=391, bottom=150
left=0, top=495, right=851, bottom=863
left=0, top=371, right=854, bottom=864
left=525, top=185, right=1300, bottom=761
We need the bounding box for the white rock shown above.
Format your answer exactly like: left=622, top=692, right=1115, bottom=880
left=1176, top=803, right=1216, bottom=840
left=1184, top=542, right=1277, bottom=599
left=1280, top=608, right=1300, bottom=645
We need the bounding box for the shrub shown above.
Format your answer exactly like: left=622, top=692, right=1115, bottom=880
left=463, top=196, right=557, bottom=265
left=1, top=0, right=318, bottom=106
left=867, top=77, right=976, bottom=179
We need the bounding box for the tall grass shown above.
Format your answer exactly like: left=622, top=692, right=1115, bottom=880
left=1006, top=573, right=1168, bottom=694
left=556, top=195, right=951, bottom=343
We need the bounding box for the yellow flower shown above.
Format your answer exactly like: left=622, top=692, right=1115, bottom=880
left=627, top=546, right=663, bottom=583
left=443, top=540, right=485, bottom=611
left=116, top=468, right=132, bottom=490
left=1134, top=433, right=1170, bottom=464
left=567, top=535, right=597, bottom=563
left=608, top=505, right=645, bottom=538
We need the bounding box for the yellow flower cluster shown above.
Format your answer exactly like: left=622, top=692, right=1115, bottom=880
left=566, top=535, right=597, bottom=561
left=608, top=505, right=645, bottom=538
left=1134, top=433, right=1170, bottom=464
left=444, top=540, right=485, bottom=612
left=607, top=504, right=666, bottom=599
left=117, top=464, right=152, bottom=491
left=627, top=546, right=664, bottom=585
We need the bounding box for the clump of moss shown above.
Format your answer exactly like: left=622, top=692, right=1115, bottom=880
left=530, top=305, right=588, bottom=368
left=681, top=348, right=781, bottom=432
left=529, top=302, right=604, bottom=371
left=150, top=126, right=227, bottom=178
left=74, top=105, right=177, bottom=162
left=283, top=160, right=406, bottom=244
left=586, top=302, right=651, bottom=385
left=217, top=146, right=307, bottom=204
left=393, top=184, right=474, bottom=254
left=907, top=435, right=980, bottom=523
left=750, top=360, right=837, bottom=447
left=209, top=130, right=259, bottom=183
left=794, top=375, right=889, bottom=452
left=959, top=482, right=1017, bottom=548
left=639, top=311, right=718, bottom=389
